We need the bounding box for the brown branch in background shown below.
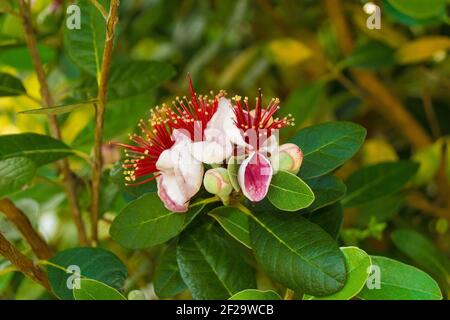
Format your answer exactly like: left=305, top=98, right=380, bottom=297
left=18, top=0, right=88, bottom=246
left=0, top=199, right=53, bottom=260
left=421, top=86, right=441, bottom=140
left=0, top=232, right=51, bottom=291
left=407, top=192, right=449, bottom=220
left=324, top=0, right=432, bottom=149
left=91, top=0, right=120, bottom=245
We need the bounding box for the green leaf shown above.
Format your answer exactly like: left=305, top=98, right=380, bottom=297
left=0, top=44, right=55, bottom=71
left=63, top=0, right=106, bottom=77
left=48, top=247, right=128, bottom=300
left=386, top=0, right=446, bottom=20
left=341, top=42, right=395, bottom=70
left=110, top=161, right=157, bottom=200
left=0, top=157, right=36, bottom=197
left=72, top=93, right=155, bottom=146
left=110, top=193, right=202, bottom=249
left=267, top=170, right=315, bottom=211
left=342, top=161, right=419, bottom=207
left=305, top=247, right=371, bottom=300
left=391, top=229, right=450, bottom=283
left=354, top=194, right=404, bottom=227
left=19, top=100, right=96, bottom=115
left=249, top=211, right=346, bottom=296
left=208, top=206, right=251, bottom=249
left=73, top=60, right=176, bottom=102
left=0, top=133, right=73, bottom=166
left=305, top=174, right=346, bottom=211
left=177, top=222, right=256, bottom=300
left=308, top=203, right=343, bottom=239
left=153, top=246, right=186, bottom=299
left=229, top=289, right=281, bottom=300
left=73, top=279, right=126, bottom=300
left=289, top=122, right=366, bottom=180
left=280, top=81, right=325, bottom=131
left=357, top=256, right=442, bottom=300
left=0, top=72, right=26, bottom=96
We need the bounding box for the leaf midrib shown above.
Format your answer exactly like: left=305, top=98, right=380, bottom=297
left=251, top=215, right=344, bottom=286
left=190, top=234, right=234, bottom=297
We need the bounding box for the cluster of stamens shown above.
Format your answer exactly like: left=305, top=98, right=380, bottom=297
left=232, top=91, right=295, bottom=148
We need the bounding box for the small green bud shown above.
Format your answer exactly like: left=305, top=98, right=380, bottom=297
left=203, top=167, right=233, bottom=201
left=278, top=143, right=303, bottom=174
left=127, top=290, right=146, bottom=300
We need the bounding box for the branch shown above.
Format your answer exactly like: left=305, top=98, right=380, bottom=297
left=91, top=0, right=120, bottom=245
left=0, top=199, right=53, bottom=260
left=0, top=232, right=51, bottom=291
left=18, top=0, right=88, bottom=246
left=324, top=0, right=432, bottom=149
left=407, top=192, right=450, bottom=220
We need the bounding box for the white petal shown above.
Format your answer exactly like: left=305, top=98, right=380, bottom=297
left=156, top=174, right=189, bottom=212
left=191, top=130, right=233, bottom=164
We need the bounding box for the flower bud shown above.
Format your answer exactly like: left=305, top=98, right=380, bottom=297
left=278, top=143, right=303, bottom=174
left=203, top=168, right=233, bottom=199
left=128, top=290, right=146, bottom=300
left=238, top=152, right=273, bottom=202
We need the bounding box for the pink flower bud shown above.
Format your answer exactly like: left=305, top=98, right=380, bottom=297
left=203, top=168, right=233, bottom=198
left=238, top=152, right=273, bottom=202
left=278, top=143, right=303, bottom=174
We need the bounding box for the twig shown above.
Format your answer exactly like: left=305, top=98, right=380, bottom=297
left=0, top=232, right=51, bottom=291
left=18, top=0, right=88, bottom=246
left=0, top=199, right=53, bottom=260
left=324, top=0, right=432, bottom=149
left=91, top=0, right=120, bottom=245
left=407, top=192, right=449, bottom=220
left=421, top=86, right=441, bottom=140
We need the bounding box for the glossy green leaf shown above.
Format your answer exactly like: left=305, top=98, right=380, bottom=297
left=48, top=247, right=128, bottom=300
left=73, top=60, right=175, bottom=102
left=0, top=72, right=26, bottom=96
left=308, top=203, right=343, bottom=239
left=63, top=0, right=106, bottom=77
left=391, top=229, right=450, bottom=282
left=229, top=289, right=281, bottom=300
left=305, top=174, right=346, bottom=211
left=153, top=246, right=186, bottom=299
left=289, top=122, right=366, bottom=180
left=0, top=133, right=73, bottom=166
left=110, top=193, right=199, bottom=249
left=305, top=247, right=371, bottom=300
left=19, top=100, right=96, bottom=115
left=357, top=256, right=442, bottom=300
left=73, top=279, right=126, bottom=300
left=342, top=161, right=419, bottom=207
left=386, top=0, right=446, bottom=20
left=267, top=170, right=315, bottom=211
left=0, top=157, right=36, bottom=197
left=249, top=211, right=346, bottom=296
left=177, top=222, right=256, bottom=300
left=208, top=206, right=251, bottom=249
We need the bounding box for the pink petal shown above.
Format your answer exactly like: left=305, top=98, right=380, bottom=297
left=156, top=175, right=189, bottom=213
left=238, top=152, right=273, bottom=202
